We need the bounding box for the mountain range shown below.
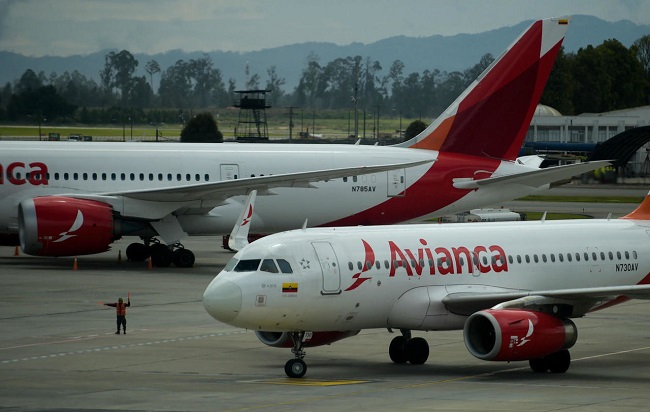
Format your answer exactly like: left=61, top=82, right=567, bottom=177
left=0, top=15, right=648, bottom=92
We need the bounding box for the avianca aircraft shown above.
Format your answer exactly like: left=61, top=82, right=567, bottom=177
left=203, top=192, right=650, bottom=378
left=0, top=17, right=601, bottom=267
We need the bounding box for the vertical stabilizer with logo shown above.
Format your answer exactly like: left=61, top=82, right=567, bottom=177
left=395, top=18, right=569, bottom=161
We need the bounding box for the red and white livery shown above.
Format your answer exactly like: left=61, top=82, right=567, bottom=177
left=0, top=17, right=601, bottom=267
left=204, top=191, right=650, bottom=378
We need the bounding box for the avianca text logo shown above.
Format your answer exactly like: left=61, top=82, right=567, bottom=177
left=344, top=238, right=508, bottom=291
left=52, top=210, right=84, bottom=243
left=0, top=162, right=49, bottom=185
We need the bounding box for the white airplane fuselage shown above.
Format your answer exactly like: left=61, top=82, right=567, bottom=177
left=0, top=141, right=546, bottom=238
left=204, top=218, right=650, bottom=333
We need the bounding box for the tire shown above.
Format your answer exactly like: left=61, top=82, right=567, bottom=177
left=173, top=249, right=195, bottom=268
left=150, top=244, right=173, bottom=267
left=126, top=243, right=149, bottom=262
left=529, top=357, right=548, bottom=373
left=389, top=336, right=408, bottom=364
left=285, top=359, right=307, bottom=378
left=405, top=337, right=429, bottom=365
left=547, top=350, right=571, bottom=373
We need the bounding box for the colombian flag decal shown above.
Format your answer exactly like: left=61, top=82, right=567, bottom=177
left=282, top=283, right=298, bottom=293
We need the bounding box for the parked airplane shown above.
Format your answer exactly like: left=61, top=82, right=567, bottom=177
left=0, top=17, right=600, bottom=267
left=203, top=192, right=650, bottom=378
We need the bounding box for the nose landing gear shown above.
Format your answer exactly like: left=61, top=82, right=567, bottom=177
left=284, top=331, right=307, bottom=378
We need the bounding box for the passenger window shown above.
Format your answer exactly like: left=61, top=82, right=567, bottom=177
left=158, top=173, right=163, bottom=181
left=517, top=255, right=522, bottom=264
left=376, top=261, right=381, bottom=269
left=277, top=259, right=293, bottom=273
left=542, top=254, right=547, bottom=263
left=600, top=252, right=605, bottom=260
left=617, top=251, right=622, bottom=260
left=525, top=255, right=530, bottom=263
left=508, top=255, right=513, bottom=264
left=567, top=253, right=572, bottom=262
left=633, top=251, right=637, bottom=259
left=625, top=251, right=630, bottom=259
left=533, top=255, right=539, bottom=263
left=608, top=252, right=613, bottom=260
left=260, top=259, right=279, bottom=273
left=584, top=253, right=589, bottom=261
left=592, top=252, right=597, bottom=261
left=348, top=262, right=353, bottom=271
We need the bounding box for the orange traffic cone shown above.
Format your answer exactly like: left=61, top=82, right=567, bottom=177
left=73, top=257, right=78, bottom=271
left=147, top=257, right=153, bottom=270
left=14, top=246, right=19, bottom=256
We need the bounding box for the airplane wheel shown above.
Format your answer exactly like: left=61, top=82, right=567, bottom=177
left=389, top=336, right=408, bottom=364
left=405, top=337, right=429, bottom=365
left=547, top=350, right=571, bottom=373
left=173, top=249, right=195, bottom=268
left=285, top=359, right=307, bottom=378
left=126, top=243, right=149, bottom=262
left=150, top=244, right=173, bottom=267
left=529, top=357, right=549, bottom=373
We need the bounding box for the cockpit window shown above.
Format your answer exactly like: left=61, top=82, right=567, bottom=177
left=234, top=259, right=261, bottom=272
left=260, top=259, right=279, bottom=273
left=277, top=259, right=293, bottom=273
left=224, top=258, right=239, bottom=272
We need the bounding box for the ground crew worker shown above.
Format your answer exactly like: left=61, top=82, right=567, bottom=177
left=105, top=297, right=130, bottom=334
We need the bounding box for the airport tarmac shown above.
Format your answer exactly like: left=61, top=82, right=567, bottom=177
left=1, top=187, right=650, bottom=411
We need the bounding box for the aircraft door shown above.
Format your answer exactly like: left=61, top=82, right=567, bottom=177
left=312, top=241, right=341, bottom=295
left=220, top=164, right=239, bottom=180
left=387, top=169, right=406, bottom=197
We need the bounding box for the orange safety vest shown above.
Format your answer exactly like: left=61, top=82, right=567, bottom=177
left=115, top=302, right=127, bottom=316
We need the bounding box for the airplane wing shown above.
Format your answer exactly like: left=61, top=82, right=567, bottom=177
left=442, top=283, right=650, bottom=317
left=452, top=160, right=611, bottom=189
left=101, top=159, right=432, bottom=202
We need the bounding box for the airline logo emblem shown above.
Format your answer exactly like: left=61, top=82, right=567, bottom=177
left=52, top=210, right=84, bottom=243
left=344, top=238, right=509, bottom=291
left=241, top=204, right=254, bottom=227
left=509, top=319, right=534, bottom=349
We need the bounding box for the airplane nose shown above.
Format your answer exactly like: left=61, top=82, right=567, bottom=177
left=203, top=277, right=242, bottom=323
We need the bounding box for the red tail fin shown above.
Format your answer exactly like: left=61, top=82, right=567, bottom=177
left=397, top=17, right=569, bottom=161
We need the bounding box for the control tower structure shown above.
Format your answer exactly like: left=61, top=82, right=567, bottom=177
left=233, top=89, right=271, bottom=141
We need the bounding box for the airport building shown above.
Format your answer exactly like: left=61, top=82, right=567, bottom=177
left=525, top=105, right=650, bottom=176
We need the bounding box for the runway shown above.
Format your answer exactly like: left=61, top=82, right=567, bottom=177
left=1, top=186, right=650, bottom=411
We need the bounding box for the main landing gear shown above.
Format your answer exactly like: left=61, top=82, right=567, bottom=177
left=125, top=238, right=195, bottom=268
left=284, top=332, right=307, bottom=378
left=528, top=349, right=571, bottom=373
left=388, top=329, right=430, bottom=365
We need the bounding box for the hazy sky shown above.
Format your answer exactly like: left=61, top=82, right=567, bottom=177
left=1, top=0, right=649, bottom=57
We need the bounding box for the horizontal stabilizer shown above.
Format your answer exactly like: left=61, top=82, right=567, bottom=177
left=452, top=160, right=610, bottom=189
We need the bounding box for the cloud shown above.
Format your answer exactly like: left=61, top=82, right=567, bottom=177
left=0, top=0, right=649, bottom=57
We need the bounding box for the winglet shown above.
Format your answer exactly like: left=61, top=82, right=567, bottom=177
left=621, top=191, right=650, bottom=220
left=227, top=190, right=257, bottom=252
left=396, top=17, right=569, bottom=161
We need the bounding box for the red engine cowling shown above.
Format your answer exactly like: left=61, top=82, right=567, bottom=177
left=255, top=330, right=361, bottom=348
left=19, top=197, right=118, bottom=256
left=463, top=309, right=577, bottom=361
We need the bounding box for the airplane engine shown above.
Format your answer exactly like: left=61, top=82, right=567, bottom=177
left=19, top=197, right=119, bottom=256
left=255, top=330, right=361, bottom=348
left=463, top=309, right=577, bottom=362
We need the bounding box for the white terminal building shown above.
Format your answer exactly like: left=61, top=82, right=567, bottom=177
left=526, top=104, right=650, bottom=176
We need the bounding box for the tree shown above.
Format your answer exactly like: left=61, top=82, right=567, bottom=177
left=180, top=112, right=223, bottom=142
left=403, top=119, right=427, bottom=141
left=145, top=59, right=161, bottom=92
left=633, top=34, right=650, bottom=76
left=102, top=50, right=139, bottom=105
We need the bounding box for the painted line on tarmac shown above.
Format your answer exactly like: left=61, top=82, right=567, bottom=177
left=0, top=330, right=247, bottom=365
left=245, top=378, right=370, bottom=386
